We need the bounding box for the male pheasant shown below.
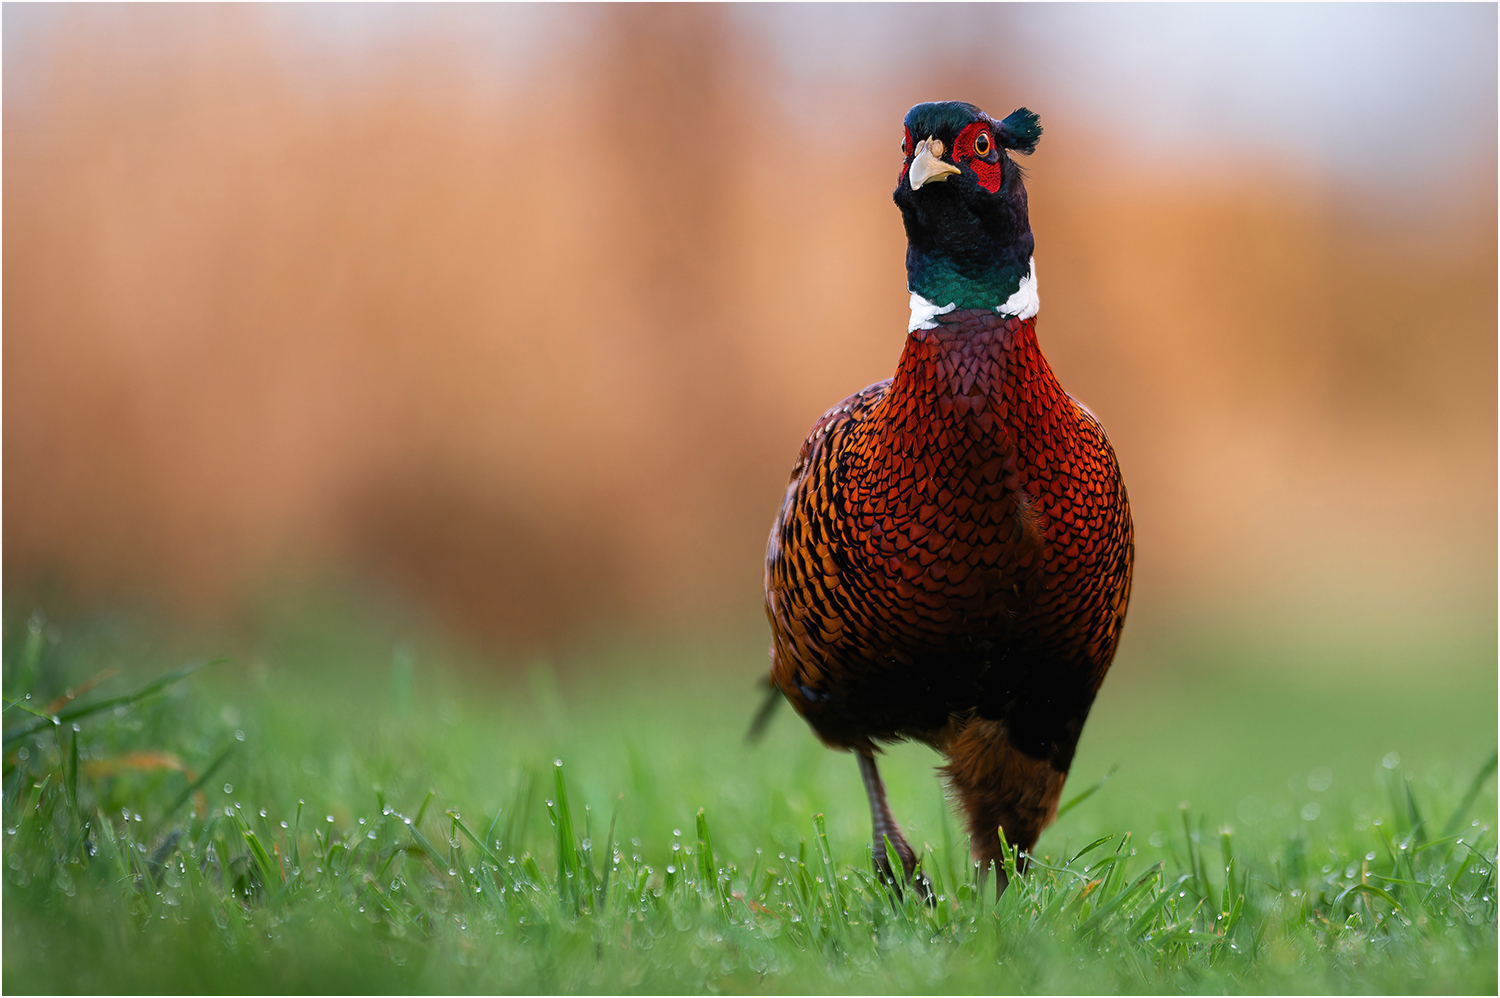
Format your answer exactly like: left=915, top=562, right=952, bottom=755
left=762, top=101, right=1133, bottom=889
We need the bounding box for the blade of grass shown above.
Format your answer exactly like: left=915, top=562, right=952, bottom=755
left=1079, top=861, right=1163, bottom=936
left=159, top=744, right=237, bottom=830
left=44, top=667, right=121, bottom=715
left=414, top=789, right=436, bottom=831
left=63, top=726, right=79, bottom=820
left=447, top=808, right=504, bottom=867
left=1056, top=765, right=1118, bottom=823
left=1068, top=834, right=1117, bottom=867
left=547, top=760, right=579, bottom=908
left=1405, top=778, right=1428, bottom=846
left=401, top=811, right=444, bottom=863
left=1442, top=750, right=1498, bottom=838
left=1181, top=804, right=1214, bottom=910
left=3, top=659, right=221, bottom=747
left=997, top=824, right=1020, bottom=895
left=13, top=611, right=46, bottom=696
left=235, top=809, right=283, bottom=892
left=4, top=698, right=53, bottom=721
left=697, top=807, right=720, bottom=904
left=599, top=805, right=618, bottom=911
left=811, top=812, right=842, bottom=920
left=483, top=807, right=504, bottom=855
left=14, top=773, right=52, bottom=841
left=881, top=834, right=907, bottom=901
left=1127, top=874, right=1193, bottom=940
left=1334, top=881, right=1404, bottom=913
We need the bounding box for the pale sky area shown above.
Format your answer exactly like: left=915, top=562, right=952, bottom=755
left=6, top=3, right=1495, bottom=193
left=747, top=4, right=1497, bottom=188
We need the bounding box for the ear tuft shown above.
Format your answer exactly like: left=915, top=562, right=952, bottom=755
left=996, top=108, right=1042, bottom=155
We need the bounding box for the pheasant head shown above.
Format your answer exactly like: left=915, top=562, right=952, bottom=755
left=893, top=101, right=1043, bottom=328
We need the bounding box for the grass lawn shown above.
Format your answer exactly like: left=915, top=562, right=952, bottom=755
left=3, top=599, right=1495, bottom=993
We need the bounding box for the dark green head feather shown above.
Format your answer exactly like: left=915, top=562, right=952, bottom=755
left=904, top=101, right=986, bottom=144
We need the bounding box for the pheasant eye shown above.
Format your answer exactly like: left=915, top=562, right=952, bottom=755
left=974, top=132, right=991, bottom=156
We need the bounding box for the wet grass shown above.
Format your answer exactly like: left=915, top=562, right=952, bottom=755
left=2, top=604, right=1496, bottom=993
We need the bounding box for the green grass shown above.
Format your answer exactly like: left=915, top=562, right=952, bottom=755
left=3, top=602, right=1496, bottom=993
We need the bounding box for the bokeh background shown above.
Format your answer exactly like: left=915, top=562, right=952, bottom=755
left=5, top=3, right=1496, bottom=670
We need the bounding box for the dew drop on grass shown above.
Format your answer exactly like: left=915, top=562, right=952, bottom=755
left=260, top=809, right=267, bottom=818
left=1382, top=752, right=1401, bottom=770
left=235, top=730, right=245, bottom=742
left=1366, top=852, right=1377, bottom=861
left=367, top=831, right=376, bottom=840
left=223, top=784, right=233, bottom=794
left=280, top=821, right=288, bottom=829
left=326, top=815, right=334, bottom=823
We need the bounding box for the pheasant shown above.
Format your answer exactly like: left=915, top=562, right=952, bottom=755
left=762, top=101, right=1133, bottom=890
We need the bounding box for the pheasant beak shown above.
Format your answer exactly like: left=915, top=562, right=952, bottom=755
left=908, top=137, right=960, bottom=190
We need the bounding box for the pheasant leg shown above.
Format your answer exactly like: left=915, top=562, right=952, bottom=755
left=857, top=750, right=929, bottom=897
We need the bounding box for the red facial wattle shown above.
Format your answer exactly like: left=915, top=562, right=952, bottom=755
left=899, top=125, right=914, bottom=184
left=953, top=120, right=1003, bottom=194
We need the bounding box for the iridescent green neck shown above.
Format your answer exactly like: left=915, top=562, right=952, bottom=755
left=908, top=257, right=1038, bottom=331
left=909, top=262, right=1023, bottom=310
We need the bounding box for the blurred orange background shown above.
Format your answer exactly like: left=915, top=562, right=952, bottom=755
left=5, top=5, right=1495, bottom=657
